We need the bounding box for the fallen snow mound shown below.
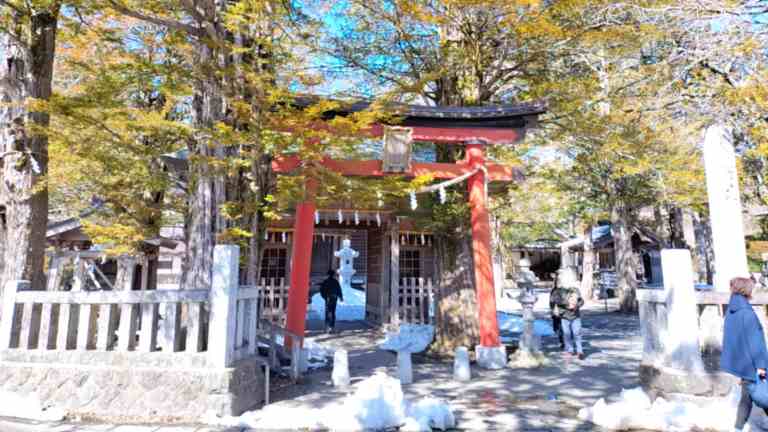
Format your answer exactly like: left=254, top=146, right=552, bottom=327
left=578, top=386, right=740, bottom=431
left=205, top=373, right=455, bottom=431
left=379, top=324, right=435, bottom=353
left=0, top=390, right=65, bottom=421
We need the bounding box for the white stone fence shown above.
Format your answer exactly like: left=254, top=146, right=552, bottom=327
left=396, top=278, right=434, bottom=324
left=0, top=245, right=301, bottom=377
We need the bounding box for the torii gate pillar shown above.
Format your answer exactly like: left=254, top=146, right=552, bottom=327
left=285, top=181, right=317, bottom=342
left=467, top=144, right=504, bottom=367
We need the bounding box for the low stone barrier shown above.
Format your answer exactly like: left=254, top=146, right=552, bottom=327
left=638, top=288, right=768, bottom=397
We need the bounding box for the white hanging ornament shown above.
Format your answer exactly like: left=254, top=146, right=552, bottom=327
left=376, top=212, right=381, bottom=227
left=410, top=191, right=418, bottom=210
left=322, top=232, right=326, bottom=241
left=264, top=230, right=269, bottom=241
left=354, top=211, right=360, bottom=225
left=377, top=191, right=383, bottom=208
left=439, top=186, right=447, bottom=204
left=338, top=209, right=343, bottom=224
left=421, top=234, right=425, bottom=245
left=282, top=232, right=287, bottom=243
left=30, top=156, right=41, bottom=175
left=315, top=211, right=320, bottom=225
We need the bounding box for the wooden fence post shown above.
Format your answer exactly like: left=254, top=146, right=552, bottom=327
left=0, top=281, right=27, bottom=349
left=208, top=244, right=239, bottom=368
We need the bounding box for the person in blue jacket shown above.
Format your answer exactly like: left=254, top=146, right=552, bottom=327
left=722, top=277, right=768, bottom=432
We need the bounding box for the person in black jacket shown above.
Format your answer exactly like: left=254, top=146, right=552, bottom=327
left=319, top=269, right=343, bottom=333
left=721, top=277, right=768, bottom=432
left=558, top=285, right=585, bottom=360
left=549, top=274, right=565, bottom=351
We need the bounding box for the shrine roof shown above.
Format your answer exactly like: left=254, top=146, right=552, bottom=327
left=292, top=97, right=546, bottom=127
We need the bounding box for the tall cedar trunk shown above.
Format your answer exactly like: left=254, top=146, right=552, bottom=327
left=181, top=37, right=226, bottom=290
left=668, top=206, right=686, bottom=248
left=245, top=155, right=272, bottom=284
left=0, top=11, right=58, bottom=313
left=653, top=206, right=671, bottom=247
left=612, top=205, right=638, bottom=312
left=430, top=234, right=480, bottom=355
left=580, top=225, right=596, bottom=301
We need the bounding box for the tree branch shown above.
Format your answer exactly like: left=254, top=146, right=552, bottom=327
left=0, top=0, right=24, bottom=15
left=107, top=1, right=203, bottom=37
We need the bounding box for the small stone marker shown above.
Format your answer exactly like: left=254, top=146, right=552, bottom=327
left=397, top=350, right=413, bottom=385
left=332, top=349, right=350, bottom=387
left=453, top=346, right=471, bottom=381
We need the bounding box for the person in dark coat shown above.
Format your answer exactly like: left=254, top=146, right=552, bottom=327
left=549, top=274, right=565, bottom=350
left=557, top=285, right=585, bottom=360
left=319, top=269, right=343, bottom=333
left=722, top=277, right=768, bottom=432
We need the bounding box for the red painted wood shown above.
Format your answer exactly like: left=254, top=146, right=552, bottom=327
left=466, top=144, right=501, bottom=347
left=368, top=124, right=522, bottom=144
left=285, top=183, right=317, bottom=343
left=271, top=157, right=517, bottom=182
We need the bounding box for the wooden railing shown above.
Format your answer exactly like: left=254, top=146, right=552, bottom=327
left=244, top=279, right=288, bottom=325
left=397, top=278, right=434, bottom=324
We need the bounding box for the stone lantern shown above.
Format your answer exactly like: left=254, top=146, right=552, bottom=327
left=508, top=258, right=549, bottom=368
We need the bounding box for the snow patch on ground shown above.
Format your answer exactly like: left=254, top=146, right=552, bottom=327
left=497, top=312, right=555, bottom=337
left=303, top=338, right=335, bottom=369
left=308, top=284, right=367, bottom=322
left=578, top=386, right=741, bottom=431
left=379, top=315, right=555, bottom=352
left=204, top=373, right=455, bottom=431
left=0, top=390, right=65, bottom=421
left=379, top=324, right=435, bottom=353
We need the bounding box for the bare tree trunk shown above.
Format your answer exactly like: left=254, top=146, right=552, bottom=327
left=613, top=205, right=638, bottom=313
left=0, top=10, right=59, bottom=311
left=580, top=225, right=595, bottom=300
left=429, top=234, right=480, bottom=356
left=653, top=206, right=670, bottom=247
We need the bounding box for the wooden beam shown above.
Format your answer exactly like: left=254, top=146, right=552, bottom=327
left=368, top=124, right=523, bottom=145
left=272, top=157, right=518, bottom=182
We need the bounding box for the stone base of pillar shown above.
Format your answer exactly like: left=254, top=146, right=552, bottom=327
left=475, top=345, right=507, bottom=370
left=640, top=363, right=737, bottom=398
left=507, top=349, right=550, bottom=369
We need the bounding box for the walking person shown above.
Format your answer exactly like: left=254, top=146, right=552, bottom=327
left=558, top=283, right=585, bottom=360
left=320, top=269, right=343, bottom=334
left=722, top=277, right=768, bottom=432
left=549, top=273, right=565, bottom=351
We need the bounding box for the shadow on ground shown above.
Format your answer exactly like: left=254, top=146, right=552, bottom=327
left=266, top=302, right=648, bottom=431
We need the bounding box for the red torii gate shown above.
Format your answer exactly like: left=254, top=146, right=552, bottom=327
left=275, top=102, right=545, bottom=355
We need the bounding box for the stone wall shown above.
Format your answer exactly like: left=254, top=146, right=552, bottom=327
left=0, top=352, right=266, bottom=423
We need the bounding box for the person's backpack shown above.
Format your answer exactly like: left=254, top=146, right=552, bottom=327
left=748, top=372, right=768, bottom=409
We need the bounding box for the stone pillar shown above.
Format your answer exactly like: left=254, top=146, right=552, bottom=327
left=703, top=125, right=749, bottom=291
left=660, top=249, right=704, bottom=372
left=208, top=245, right=239, bottom=368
